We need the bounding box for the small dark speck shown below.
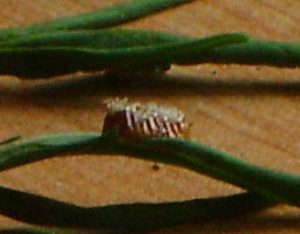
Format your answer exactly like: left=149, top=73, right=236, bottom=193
left=210, top=70, right=217, bottom=75
left=255, top=66, right=262, bottom=71
left=151, top=163, right=160, bottom=171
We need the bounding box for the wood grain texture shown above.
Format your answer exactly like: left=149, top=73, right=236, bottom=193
left=0, top=0, right=300, bottom=233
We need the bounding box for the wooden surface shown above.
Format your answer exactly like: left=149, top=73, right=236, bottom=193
left=0, top=0, right=300, bottom=233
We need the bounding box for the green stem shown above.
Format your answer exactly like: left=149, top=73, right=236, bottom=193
left=0, top=133, right=299, bottom=206
left=0, top=134, right=275, bottom=230
left=0, top=0, right=192, bottom=41
left=136, top=138, right=300, bottom=205
left=0, top=185, right=272, bottom=231
left=193, top=40, right=300, bottom=68
left=0, top=29, right=190, bottom=48
left=1, top=30, right=300, bottom=78
left=0, top=33, right=247, bottom=78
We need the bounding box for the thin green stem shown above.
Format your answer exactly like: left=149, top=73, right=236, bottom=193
left=0, top=0, right=192, bottom=41
left=0, top=33, right=247, bottom=78
left=0, top=134, right=275, bottom=230
left=0, top=0, right=298, bottom=78
left=193, top=40, right=300, bottom=68
left=0, top=133, right=299, bottom=206
left=0, top=185, right=272, bottom=231
left=0, top=29, right=190, bottom=48
left=1, top=30, right=300, bottom=78
left=135, top=138, right=300, bottom=205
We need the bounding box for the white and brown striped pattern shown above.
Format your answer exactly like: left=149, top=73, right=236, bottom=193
left=102, top=98, right=190, bottom=139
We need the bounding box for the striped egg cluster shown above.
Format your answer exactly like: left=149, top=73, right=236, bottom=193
left=102, top=98, right=189, bottom=139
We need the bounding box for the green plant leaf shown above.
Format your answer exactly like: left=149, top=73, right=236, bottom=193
left=0, top=0, right=192, bottom=41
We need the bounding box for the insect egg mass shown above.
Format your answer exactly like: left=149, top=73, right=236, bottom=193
left=102, top=98, right=190, bottom=138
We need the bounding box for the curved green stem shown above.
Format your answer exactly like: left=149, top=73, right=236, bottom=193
left=0, top=132, right=299, bottom=206
left=0, top=29, right=190, bottom=48
left=136, top=138, right=300, bottom=205
left=192, top=40, right=300, bottom=68
left=0, top=0, right=192, bottom=41
left=0, top=185, right=272, bottom=231
left=0, top=33, right=247, bottom=78
left=1, top=30, right=300, bottom=78
left=0, top=0, right=298, bottom=78
left=0, top=133, right=276, bottom=230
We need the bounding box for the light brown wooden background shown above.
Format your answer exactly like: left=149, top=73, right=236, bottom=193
left=0, top=1, right=300, bottom=233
